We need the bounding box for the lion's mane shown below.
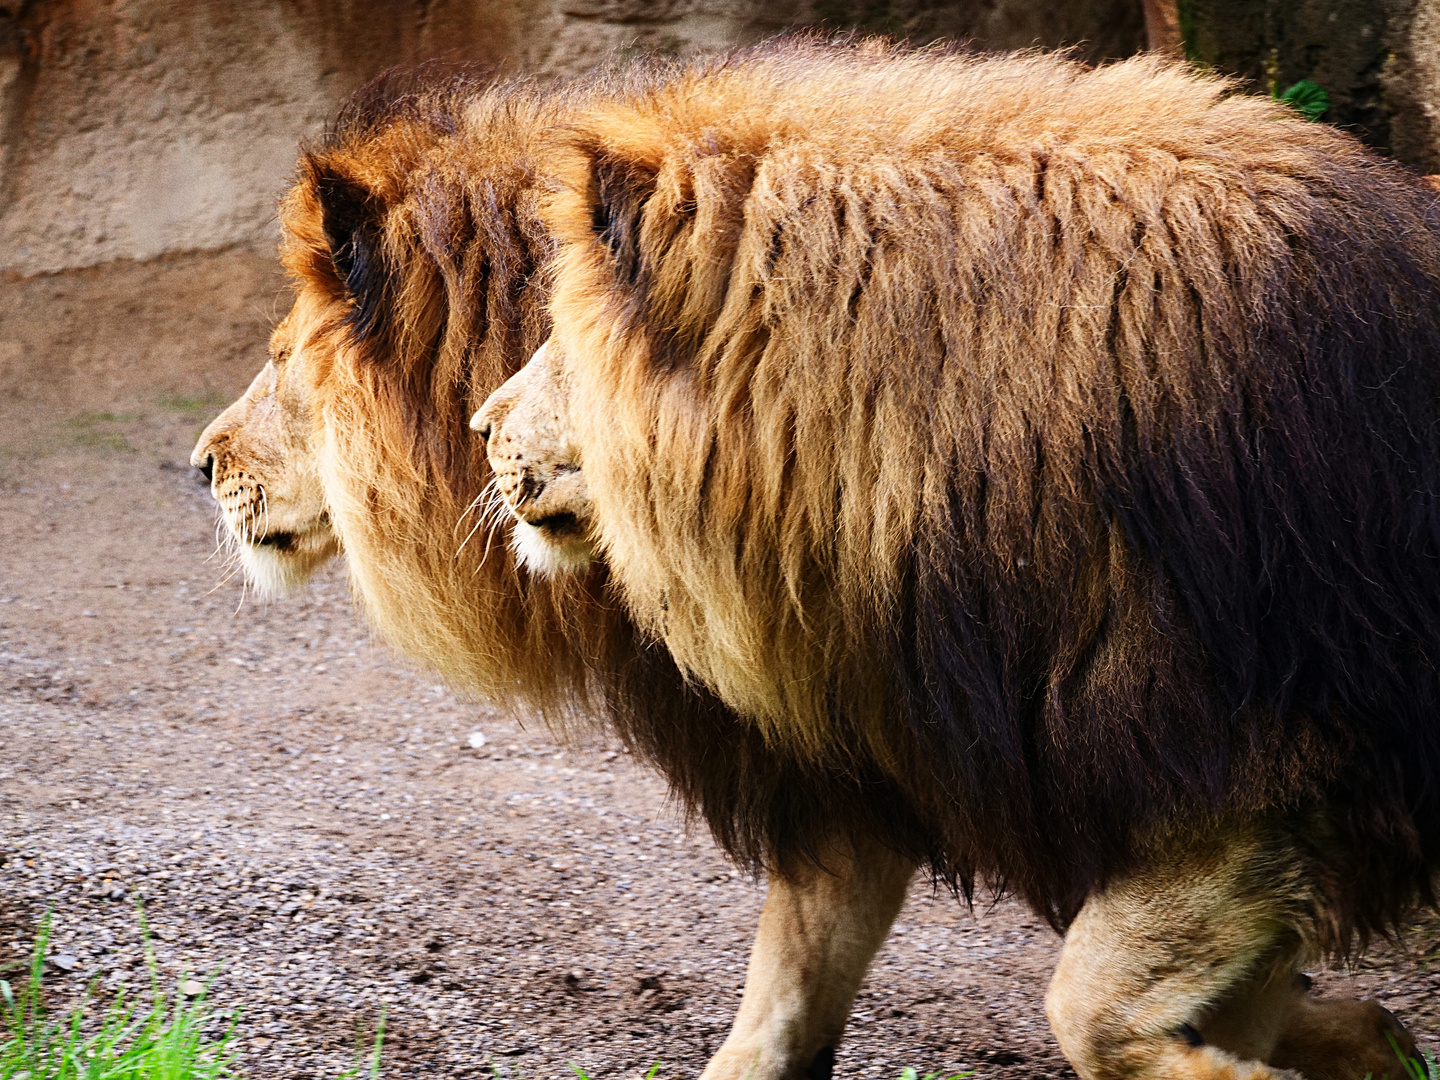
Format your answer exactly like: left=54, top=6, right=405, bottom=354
left=283, top=70, right=574, bottom=708
left=280, top=66, right=928, bottom=878
left=540, top=42, right=1440, bottom=933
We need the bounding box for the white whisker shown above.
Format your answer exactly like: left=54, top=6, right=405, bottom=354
left=458, top=476, right=518, bottom=567
left=455, top=493, right=482, bottom=532
left=455, top=510, right=489, bottom=561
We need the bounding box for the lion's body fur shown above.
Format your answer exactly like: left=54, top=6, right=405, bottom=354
left=539, top=42, right=1440, bottom=933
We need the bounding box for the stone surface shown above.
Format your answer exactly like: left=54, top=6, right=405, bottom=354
left=1384, top=0, right=1440, bottom=172
left=0, top=0, right=540, bottom=277
left=0, top=0, right=1143, bottom=279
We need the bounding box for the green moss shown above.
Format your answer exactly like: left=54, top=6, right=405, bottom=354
left=158, top=391, right=230, bottom=419
left=65, top=412, right=136, bottom=453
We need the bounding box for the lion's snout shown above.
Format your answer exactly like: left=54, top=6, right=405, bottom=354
left=482, top=426, right=587, bottom=525
left=473, top=341, right=597, bottom=575
left=190, top=352, right=340, bottom=595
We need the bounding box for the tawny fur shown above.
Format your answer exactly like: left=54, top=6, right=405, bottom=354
left=535, top=42, right=1440, bottom=933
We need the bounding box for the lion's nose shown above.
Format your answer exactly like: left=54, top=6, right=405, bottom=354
left=189, top=437, right=216, bottom=479
left=473, top=354, right=535, bottom=442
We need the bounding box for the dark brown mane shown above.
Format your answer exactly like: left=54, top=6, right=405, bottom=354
left=540, top=40, right=1440, bottom=935
left=326, top=62, right=501, bottom=146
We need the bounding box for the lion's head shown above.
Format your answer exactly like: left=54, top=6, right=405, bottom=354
left=189, top=69, right=618, bottom=711
left=190, top=59, right=944, bottom=898
left=470, top=339, right=597, bottom=576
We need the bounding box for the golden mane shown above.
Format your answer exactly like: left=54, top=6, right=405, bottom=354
left=279, top=75, right=608, bottom=719
left=273, top=65, right=929, bottom=876
left=539, top=41, right=1440, bottom=930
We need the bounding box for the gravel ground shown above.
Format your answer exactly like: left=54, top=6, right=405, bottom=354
left=1, top=250, right=1436, bottom=1079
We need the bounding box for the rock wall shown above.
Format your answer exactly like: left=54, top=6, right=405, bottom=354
left=0, top=0, right=1145, bottom=279
left=1381, top=0, right=1440, bottom=172
left=1181, top=0, right=1440, bottom=172
left=0, top=0, right=538, bottom=277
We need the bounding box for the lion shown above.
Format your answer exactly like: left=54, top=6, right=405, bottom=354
left=190, top=65, right=945, bottom=1080
left=474, top=42, right=1440, bottom=1080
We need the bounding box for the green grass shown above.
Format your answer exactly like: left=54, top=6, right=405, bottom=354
left=568, top=1062, right=660, bottom=1080
left=0, top=912, right=385, bottom=1080
left=0, top=914, right=237, bottom=1080
left=157, top=392, right=229, bottom=420
left=1388, top=1033, right=1438, bottom=1080
left=64, top=412, right=135, bottom=453
left=334, top=1011, right=385, bottom=1080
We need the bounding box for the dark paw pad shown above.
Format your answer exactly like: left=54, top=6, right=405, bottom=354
left=805, top=1046, right=835, bottom=1080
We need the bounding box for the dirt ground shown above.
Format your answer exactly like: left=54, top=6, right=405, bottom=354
left=1, top=249, right=1437, bottom=1079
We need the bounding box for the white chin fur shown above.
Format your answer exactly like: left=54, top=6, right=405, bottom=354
left=237, top=542, right=333, bottom=598
left=511, top=520, right=595, bottom=576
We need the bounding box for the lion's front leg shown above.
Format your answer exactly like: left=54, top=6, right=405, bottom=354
left=698, top=839, right=915, bottom=1080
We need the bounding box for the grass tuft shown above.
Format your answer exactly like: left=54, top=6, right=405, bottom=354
left=335, top=1008, right=386, bottom=1080
left=1388, top=1032, right=1438, bottom=1080
left=0, top=910, right=387, bottom=1080
left=157, top=392, right=230, bottom=419
left=64, top=412, right=135, bottom=453
left=0, top=912, right=239, bottom=1079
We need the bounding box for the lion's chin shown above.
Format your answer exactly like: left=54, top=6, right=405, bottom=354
left=237, top=530, right=341, bottom=598
left=511, top=520, right=596, bottom=577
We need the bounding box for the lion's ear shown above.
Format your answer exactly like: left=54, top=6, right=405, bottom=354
left=315, top=168, right=390, bottom=343
left=586, top=146, right=659, bottom=290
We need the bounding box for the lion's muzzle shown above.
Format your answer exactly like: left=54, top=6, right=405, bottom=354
left=472, top=341, right=597, bottom=575
left=190, top=354, right=339, bottom=596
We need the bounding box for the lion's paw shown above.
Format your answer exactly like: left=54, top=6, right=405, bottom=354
left=696, top=1043, right=836, bottom=1080
left=1270, top=994, right=1424, bottom=1080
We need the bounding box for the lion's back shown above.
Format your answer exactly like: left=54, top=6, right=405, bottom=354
left=543, top=41, right=1440, bottom=930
